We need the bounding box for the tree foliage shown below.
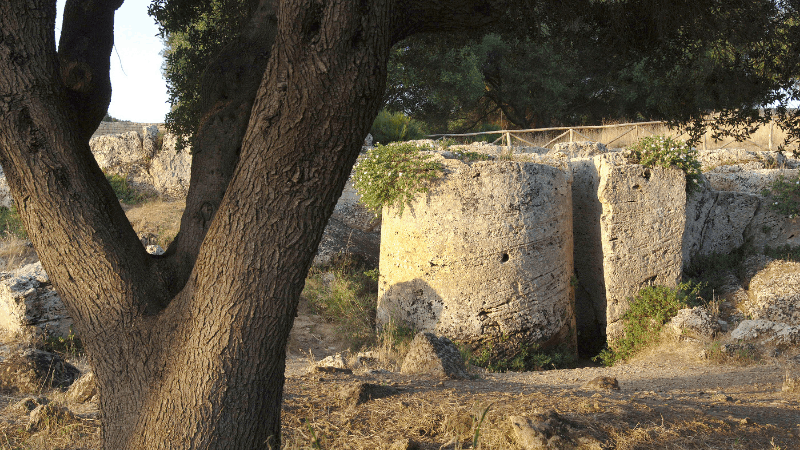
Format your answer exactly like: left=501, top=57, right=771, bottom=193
left=384, top=0, right=800, bottom=139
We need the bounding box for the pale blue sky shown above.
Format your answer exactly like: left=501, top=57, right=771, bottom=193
left=56, top=0, right=170, bottom=123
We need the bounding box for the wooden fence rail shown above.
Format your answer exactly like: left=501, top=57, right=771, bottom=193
left=427, top=120, right=777, bottom=151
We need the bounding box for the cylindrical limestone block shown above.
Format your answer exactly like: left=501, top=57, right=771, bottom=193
left=377, top=159, right=576, bottom=350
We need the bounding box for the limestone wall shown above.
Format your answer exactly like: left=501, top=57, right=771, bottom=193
left=92, top=122, right=163, bottom=137
left=377, top=159, right=576, bottom=351
left=597, top=157, right=687, bottom=339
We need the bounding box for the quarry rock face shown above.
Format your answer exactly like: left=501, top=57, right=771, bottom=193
left=0, top=262, right=72, bottom=339
left=150, top=133, right=192, bottom=199
left=314, top=178, right=380, bottom=267
left=597, top=158, right=686, bottom=339
left=377, top=160, right=576, bottom=352
left=746, top=260, right=800, bottom=325
left=569, top=157, right=608, bottom=352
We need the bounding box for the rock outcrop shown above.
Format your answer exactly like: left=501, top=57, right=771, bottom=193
left=745, top=260, right=800, bottom=325
left=378, top=159, right=576, bottom=352
left=597, top=157, right=687, bottom=340
left=400, top=332, right=469, bottom=379
left=0, top=348, right=80, bottom=393
left=0, top=262, right=72, bottom=339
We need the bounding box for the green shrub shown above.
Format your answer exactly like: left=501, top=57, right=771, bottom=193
left=626, top=135, right=702, bottom=194
left=762, top=173, right=800, bottom=218
left=105, top=173, right=149, bottom=204
left=764, top=243, right=800, bottom=261
left=460, top=340, right=576, bottom=372
left=453, top=149, right=492, bottom=162
left=594, top=282, right=702, bottom=366
left=353, top=142, right=443, bottom=216
left=370, top=110, right=427, bottom=144
left=683, top=244, right=753, bottom=302
left=0, top=206, right=27, bottom=239
left=302, top=256, right=378, bottom=350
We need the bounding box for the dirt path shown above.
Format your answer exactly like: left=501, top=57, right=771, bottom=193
left=284, top=319, right=800, bottom=449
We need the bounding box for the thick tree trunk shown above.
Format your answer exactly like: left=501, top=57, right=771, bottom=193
left=1, top=0, right=498, bottom=448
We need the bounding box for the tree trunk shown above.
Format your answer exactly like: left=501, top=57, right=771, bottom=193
left=1, top=0, right=498, bottom=448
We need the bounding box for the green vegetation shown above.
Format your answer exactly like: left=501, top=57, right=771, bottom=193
left=626, top=135, right=703, bottom=194
left=42, top=326, right=84, bottom=359
left=105, top=173, right=151, bottom=205
left=762, top=173, right=800, bottom=218
left=764, top=243, right=800, bottom=262
left=461, top=340, right=576, bottom=373
left=352, top=142, right=443, bottom=217
left=594, top=282, right=703, bottom=366
left=683, top=244, right=753, bottom=303
left=453, top=149, right=493, bottom=162
left=369, top=110, right=427, bottom=144
left=302, top=256, right=379, bottom=350
left=0, top=206, right=27, bottom=239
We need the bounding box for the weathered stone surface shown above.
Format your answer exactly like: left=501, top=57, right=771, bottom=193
left=378, top=160, right=576, bottom=351
left=150, top=133, right=192, bottom=198
left=597, top=158, right=686, bottom=338
left=400, top=332, right=468, bottom=379
left=705, top=167, right=798, bottom=195
left=142, top=125, right=160, bottom=157
left=66, top=372, right=96, bottom=403
left=582, top=376, right=620, bottom=390
left=509, top=410, right=597, bottom=450
left=0, top=349, right=80, bottom=393
left=314, top=173, right=381, bottom=267
left=696, top=149, right=788, bottom=172
left=0, top=262, right=72, bottom=338
left=90, top=131, right=147, bottom=169
left=339, top=382, right=400, bottom=407
left=0, top=165, right=12, bottom=209
left=551, top=141, right=613, bottom=158
left=669, top=306, right=720, bottom=338
left=746, top=260, right=800, bottom=325
left=27, top=402, right=75, bottom=432
left=730, top=319, right=800, bottom=345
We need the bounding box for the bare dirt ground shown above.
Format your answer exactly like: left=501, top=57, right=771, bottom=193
left=283, top=304, right=800, bottom=449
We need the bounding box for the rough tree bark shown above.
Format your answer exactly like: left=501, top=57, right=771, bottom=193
left=0, top=0, right=498, bottom=448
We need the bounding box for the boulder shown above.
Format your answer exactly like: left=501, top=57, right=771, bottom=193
left=400, top=332, right=468, bottom=379
left=27, top=402, right=75, bottom=432
left=582, top=376, right=620, bottom=391
left=66, top=372, right=97, bottom=403
left=745, top=260, right=800, bottom=325
left=0, top=262, right=72, bottom=338
left=597, top=158, right=686, bottom=339
left=378, top=160, right=576, bottom=352
left=339, top=382, right=399, bottom=407
left=730, top=319, right=800, bottom=346
left=669, top=306, right=720, bottom=338
left=0, top=348, right=80, bottom=393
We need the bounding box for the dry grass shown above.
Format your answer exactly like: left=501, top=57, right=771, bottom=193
left=507, top=120, right=790, bottom=152
left=0, top=235, right=37, bottom=273
left=123, top=199, right=185, bottom=249
left=280, top=369, right=799, bottom=449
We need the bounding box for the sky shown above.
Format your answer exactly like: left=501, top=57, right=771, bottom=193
left=56, top=0, right=171, bottom=123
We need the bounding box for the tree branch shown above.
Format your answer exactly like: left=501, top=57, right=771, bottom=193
left=57, top=0, right=123, bottom=141
left=157, top=0, right=278, bottom=296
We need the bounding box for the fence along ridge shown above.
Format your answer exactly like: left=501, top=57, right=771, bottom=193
left=426, top=119, right=777, bottom=151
